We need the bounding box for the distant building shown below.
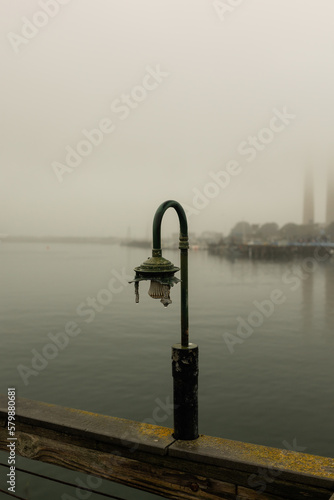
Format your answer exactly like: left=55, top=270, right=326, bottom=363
left=303, top=166, right=314, bottom=225
left=326, top=166, right=334, bottom=225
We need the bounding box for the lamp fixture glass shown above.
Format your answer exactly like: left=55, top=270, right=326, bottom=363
left=148, top=281, right=172, bottom=307
left=130, top=253, right=180, bottom=307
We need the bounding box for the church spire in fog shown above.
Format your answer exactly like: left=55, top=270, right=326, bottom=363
left=326, top=165, right=334, bottom=225
left=303, top=165, right=314, bottom=225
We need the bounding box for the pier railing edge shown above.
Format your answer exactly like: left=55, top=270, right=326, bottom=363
left=0, top=395, right=333, bottom=500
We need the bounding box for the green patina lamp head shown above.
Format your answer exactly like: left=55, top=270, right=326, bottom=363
left=130, top=250, right=180, bottom=307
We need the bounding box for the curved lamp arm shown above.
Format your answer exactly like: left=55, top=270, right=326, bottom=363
left=152, top=200, right=189, bottom=347
left=152, top=200, right=188, bottom=253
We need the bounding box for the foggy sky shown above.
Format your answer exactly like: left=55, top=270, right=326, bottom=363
left=1, top=0, right=334, bottom=238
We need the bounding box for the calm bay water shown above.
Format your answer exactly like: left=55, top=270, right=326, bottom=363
left=1, top=242, right=333, bottom=499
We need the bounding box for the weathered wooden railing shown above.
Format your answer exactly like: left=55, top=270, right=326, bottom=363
left=0, top=396, right=334, bottom=499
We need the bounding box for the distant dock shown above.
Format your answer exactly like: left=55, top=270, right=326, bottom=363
left=208, top=242, right=334, bottom=260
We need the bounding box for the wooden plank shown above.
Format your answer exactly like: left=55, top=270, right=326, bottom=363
left=238, top=480, right=333, bottom=500
left=236, top=485, right=287, bottom=500
left=237, top=484, right=334, bottom=500
left=170, top=435, right=334, bottom=488
left=0, top=413, right=247, bottom=487
left=263, top=480, right=333, bottom=500
left=1, top=426, right=333, bottom=500
left=0, top=429, right=236, bottom=500
left=0, top=394, right=175, bottom=455
left=1, top=395, right=334, bottom=500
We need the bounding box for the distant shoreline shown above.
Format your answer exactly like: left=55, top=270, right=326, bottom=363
left=0, top=236, right=120, bottom=244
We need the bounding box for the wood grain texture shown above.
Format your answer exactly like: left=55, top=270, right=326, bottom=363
left=0, top=395, right=333, bottom=500
left=0, top=429, right=236, bottom=500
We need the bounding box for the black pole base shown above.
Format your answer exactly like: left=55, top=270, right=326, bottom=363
left=172, top=343, right=199, bottom=440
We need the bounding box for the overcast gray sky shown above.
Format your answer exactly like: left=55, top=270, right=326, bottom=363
left=1, top=0, right=334, bottom=238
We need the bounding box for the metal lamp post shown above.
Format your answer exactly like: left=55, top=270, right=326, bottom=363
left=129, top=200, right=199, bottom=440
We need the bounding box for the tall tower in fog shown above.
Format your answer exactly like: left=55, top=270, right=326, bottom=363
left=326, top=166, right=334, bottom=225
left=303, top=166, right=314, bottom=225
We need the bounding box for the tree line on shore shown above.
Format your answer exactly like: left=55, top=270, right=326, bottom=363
left=229, top=221, right=334, bottom=242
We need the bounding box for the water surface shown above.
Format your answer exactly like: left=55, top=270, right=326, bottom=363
left=1, top=243, right=333, bottom=498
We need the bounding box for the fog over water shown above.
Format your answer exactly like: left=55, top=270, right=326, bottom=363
left=1, top=1, right=334, bottom=238
left=1, top=6, right=334, bottom=496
